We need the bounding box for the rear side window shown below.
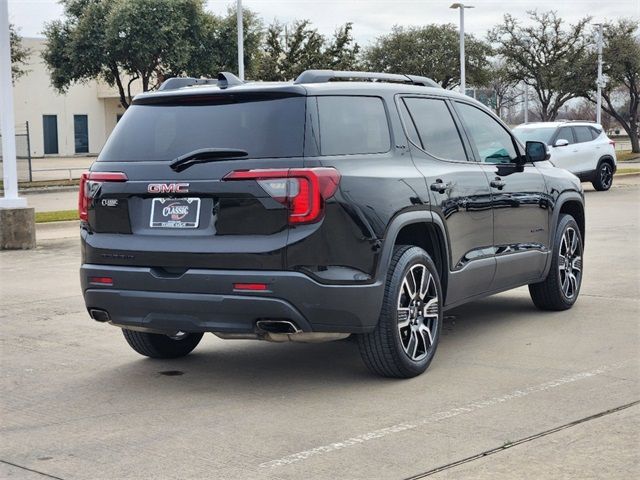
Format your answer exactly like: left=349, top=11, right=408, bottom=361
left=317, top=96, right=390, bottom=155
left=574, top=126, right=593, bottom=143
left=556, top=127, right=574, bottom=145
left=590, top=127, right=602, bottom=139
left=98, top=95, right=306, bottom=161
left=402, top=97, right=467, bottom=161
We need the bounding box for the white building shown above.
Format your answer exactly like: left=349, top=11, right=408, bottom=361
left=12, top=38, right=140, bottom=158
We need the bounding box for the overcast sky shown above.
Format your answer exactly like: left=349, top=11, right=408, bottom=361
left=8, top=0, right=640, bottom=44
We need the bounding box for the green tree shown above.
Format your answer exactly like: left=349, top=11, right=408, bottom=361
left=189, top=6, right=263, bottom=80
left=42, top=0, right=262, bottom=108
left=363, top=24, right=492, bottom=89
left=257, top=20, right=359, bottom=81
left=488, top=11, right=592, bottom=121
left=10, top=24, right=29, bottom=81
left=582, top=20, right=639, bottom=153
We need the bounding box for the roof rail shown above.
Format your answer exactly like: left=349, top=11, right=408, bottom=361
left=560, top=119, right=597, bottom=124
left=158, top=72, right=244, bottom=91
left=294, top=70, right=440, bottom=88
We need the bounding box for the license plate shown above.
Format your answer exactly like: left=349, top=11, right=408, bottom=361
left=150, top=198, right=201, bottom=228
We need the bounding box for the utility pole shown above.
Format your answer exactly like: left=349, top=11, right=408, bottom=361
left=523, top=83, right=529, bottom=123
left=237, top=0, right=244, bottom=80
left=595, top=23, right=604, bottom=125
left=450, top=3, right=474, bottom=96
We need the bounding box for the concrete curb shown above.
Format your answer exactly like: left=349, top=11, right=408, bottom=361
left=36, top=220, right=80, bottom=241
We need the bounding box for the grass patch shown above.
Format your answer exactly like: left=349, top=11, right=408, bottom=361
left=616, top=167, right=640, bottom=175
left=617, top=150, right=640, bottom=162
left=0, top=178, right=80, bottom=191
left=35, top=210, right=79, bottom=223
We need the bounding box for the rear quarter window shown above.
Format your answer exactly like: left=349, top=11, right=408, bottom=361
left=316, top=96, right=390, bottom=156
left=573, top=126, right=594, bottom=144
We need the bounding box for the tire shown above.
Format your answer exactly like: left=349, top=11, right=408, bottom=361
left=591, top=160, right=613, bottom=191
left=529, top=214, right=583, bottom=311
left=122, top=329, right=203, bottom=359
left=358, top=245, right=443, bottom=378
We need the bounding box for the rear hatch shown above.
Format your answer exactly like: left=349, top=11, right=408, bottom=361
left=81, top=87, right=307, bottom=270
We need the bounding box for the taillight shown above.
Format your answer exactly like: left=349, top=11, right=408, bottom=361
left=609, top=140, right=616, bottom=148
left=78, top=171, right=128, bottom=221
left=223, top=168, right=340, bottom=224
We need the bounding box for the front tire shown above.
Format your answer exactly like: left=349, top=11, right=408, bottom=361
left=358, top=246, right=443, bottom=378
left=592, top=161, right=613, bottom=191
left=122, top=329, right=203, bottom=358
left=529, top=214, right=583, bottom=311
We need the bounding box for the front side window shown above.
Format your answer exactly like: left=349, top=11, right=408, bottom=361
left=402, top=97, right=467, bottom=161
left=455, top=102, right=518, bottom=164
left=317, top=96, right=390, bottom=156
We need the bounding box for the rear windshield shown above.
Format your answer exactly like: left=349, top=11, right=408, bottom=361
left=98, top=95, right=306, bottom=162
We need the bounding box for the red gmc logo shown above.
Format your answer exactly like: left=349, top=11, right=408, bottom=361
left=147, top=183, right=190, bottom=194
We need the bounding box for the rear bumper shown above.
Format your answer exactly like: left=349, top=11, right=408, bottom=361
left=81, top=265, right=384, bottom=334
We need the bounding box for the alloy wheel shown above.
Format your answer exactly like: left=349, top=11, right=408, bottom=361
left=397, top=264, right=439, bottom=361
left=600, top=163, right=612, bottom=189
left=558, top=226, right=582, bottom=299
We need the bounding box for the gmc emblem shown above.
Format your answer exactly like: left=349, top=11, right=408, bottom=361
left=147, top=183, right=190, bottom=194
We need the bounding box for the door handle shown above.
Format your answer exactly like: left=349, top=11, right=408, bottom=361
left=490, top=178, right=505, bottom=190
left=430, top=180, right=449, bottom=193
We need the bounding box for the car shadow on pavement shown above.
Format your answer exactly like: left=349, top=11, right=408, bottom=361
left=86, top=293, right=549, bottom=397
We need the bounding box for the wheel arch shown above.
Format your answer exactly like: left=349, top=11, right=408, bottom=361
left=542, top=192, right=585, bottom=280
left=598, top=154, right=617, bottom=173
left=376, top=211, right=450, bottom=302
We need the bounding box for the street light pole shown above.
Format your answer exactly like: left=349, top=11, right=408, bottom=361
left=595, top=23, right=603, bottom=124
left=237, top=0, right=244, bottom=81
left=0, top=0, right=26, bottom=209
left=450, top=3, right=474, bottom=96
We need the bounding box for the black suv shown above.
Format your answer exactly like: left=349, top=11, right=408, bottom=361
left=80, top=70, right=585, bottom=378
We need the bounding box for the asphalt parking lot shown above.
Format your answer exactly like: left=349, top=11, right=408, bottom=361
left=1, top=179, right=639, bottom=480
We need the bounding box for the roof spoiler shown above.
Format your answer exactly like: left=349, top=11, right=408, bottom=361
left=159, top=72, right=244, bottom=91
left=294, top=70, right=440, bottom=88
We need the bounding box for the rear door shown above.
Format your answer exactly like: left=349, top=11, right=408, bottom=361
left=82, top=90, right=307, bottom=271
left=550, top=126, right=580, bottom=173
left=398, top=95, right=495, bottom=306
left=572, top=126, right=598, bottom=173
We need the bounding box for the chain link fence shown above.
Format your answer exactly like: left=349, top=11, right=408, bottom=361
left=0, top=122, right=33, bottom=182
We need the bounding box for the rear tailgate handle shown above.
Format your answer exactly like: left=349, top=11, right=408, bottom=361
left=490, top=178, right=506, bottom=190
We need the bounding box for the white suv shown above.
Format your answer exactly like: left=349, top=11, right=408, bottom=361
left=513, top=121, right=617, bottom=191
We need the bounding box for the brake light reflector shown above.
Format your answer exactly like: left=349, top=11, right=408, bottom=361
left=233, top=283, right=268, bottom=291
left=223, top=168, right=340, bottom=224
left=78, top=171, right=128, bottom=221
left=90, top=276, right=113, bottom=285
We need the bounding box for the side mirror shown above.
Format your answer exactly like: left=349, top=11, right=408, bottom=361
left=554, top=139, right=569, bottom=147
left=525, top=141, right=549, bottom=162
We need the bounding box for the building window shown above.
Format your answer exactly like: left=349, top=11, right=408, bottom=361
left=74, top=115, right=89, bottom=154
left=42, top=115, right=59, bottom=155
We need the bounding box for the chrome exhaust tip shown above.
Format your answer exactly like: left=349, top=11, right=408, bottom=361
left=255, top=320, right=301, bottom=334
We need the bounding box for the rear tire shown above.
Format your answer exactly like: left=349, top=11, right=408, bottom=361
left=358, top=245, right=443, bottom=378
left=529, top=214, right=583, bottom=311
left=122, top=329, right=203, bottom=358
left=591, top=161, right=613, bottom=191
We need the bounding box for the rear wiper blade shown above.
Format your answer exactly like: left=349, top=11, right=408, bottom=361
left=170, top=148, right=248, bottom=172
